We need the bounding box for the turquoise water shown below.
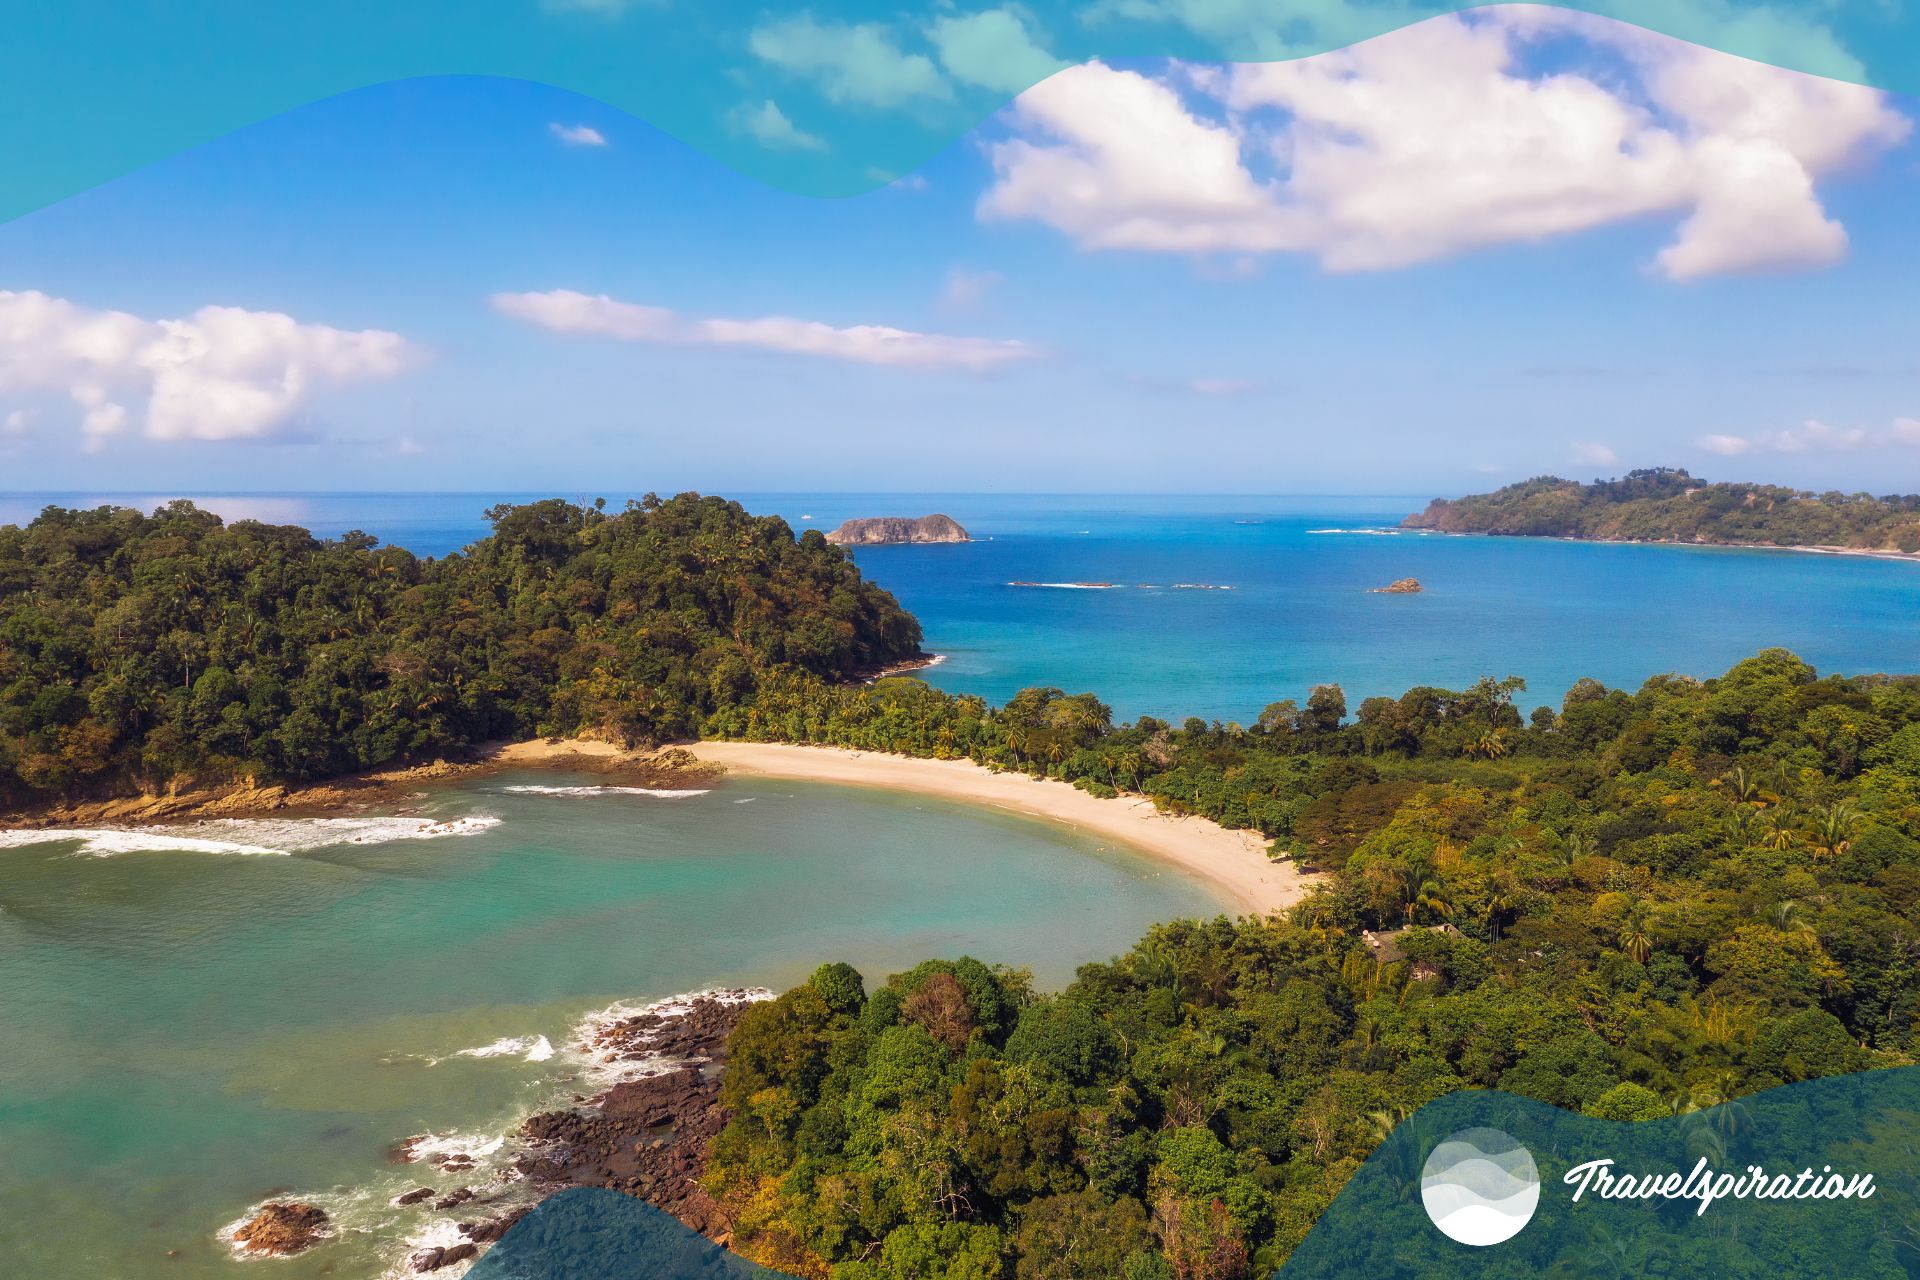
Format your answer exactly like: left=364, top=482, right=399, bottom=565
left=6, top=491, right=1915, bottom=718
left=0, top=771, right=1219, bottom=1278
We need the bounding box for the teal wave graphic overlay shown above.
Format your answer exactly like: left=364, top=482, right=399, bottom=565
left=1, top=1, right=1916, bottom=219
left=472, top=1067, right=1920, bottom=1276
left=1282, top=1066, right=1920, bottom=1277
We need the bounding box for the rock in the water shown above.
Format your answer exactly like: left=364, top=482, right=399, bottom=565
left=395, top=1187, right=435, bottom=1207
left=1372, top=577, right=1423, bottom=594
left=232, top=1202, right=330, bottom=1256
left=825, top=514, right=969, bottom=546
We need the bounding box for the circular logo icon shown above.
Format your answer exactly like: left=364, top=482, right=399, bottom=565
left=1420, top=1126, right=1540, bottom=1246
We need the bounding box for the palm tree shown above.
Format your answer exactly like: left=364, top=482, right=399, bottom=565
left=1409, top=877, right=1453, bottom=924
left=1809, top=801, right=1859, bottom=860
left=1617, top=901, right=1654, bottom=964
left=1760, top=806, right=1799, bottom=851
left=1557, top=830, right=1597, bottom=865
left=1484, top=887, right=1516, bottom=942
left=1465, top=728, right=1509, bottom=760
left=1767, top=899, right=1815, bottom=934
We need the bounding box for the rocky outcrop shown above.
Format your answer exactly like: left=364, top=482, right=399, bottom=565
left=1371, top=578, right=1423, bottom=594
left=232, top=1202, right=330, bottom=1256
left=512, top=995, right=754, bottom=1241
left=825, top=514, right=970, bottom=546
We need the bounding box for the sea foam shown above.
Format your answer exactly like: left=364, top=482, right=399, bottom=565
left=0, top=814, right=501, bottom=858
left=454, top=1035, right=555, bottom=1063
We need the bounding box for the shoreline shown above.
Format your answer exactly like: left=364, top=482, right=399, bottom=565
left=682, top=741, right=1318, bottom=916
left=1403, top=526, right=1920, bottom=563
left=0, top=737, right=713, bottom=829
left=3, top=734, right=1319, bottom=916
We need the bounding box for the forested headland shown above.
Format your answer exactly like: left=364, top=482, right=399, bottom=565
left=1403, top=467, right=1920, bottom=552
left=703, top=650, right=1920, bottom=1278
left=0, top=496, right=921, bottom=809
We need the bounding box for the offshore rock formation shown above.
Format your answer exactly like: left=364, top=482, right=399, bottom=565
left=1372, top=578, right=1423, bottom=593
left=825, top=514, right=970, bottom=546
left=231, top=1202, right=330, bottom=1256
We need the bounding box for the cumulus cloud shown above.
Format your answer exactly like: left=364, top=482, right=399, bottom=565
left=750, top=15, right=949, bottom=107
left=979, top=8, right=1908, bottom=277
left=1573, top=442, right=1621, bottom=466
left=1700, top=418, right=1920, bottom=456
left=549, top=122, right=608, bottom=147
left=731, top=99, right=826, bottom=152
left=0, top=290, right=417, bottom=449
left=492, top=289, right=1037, bottom=371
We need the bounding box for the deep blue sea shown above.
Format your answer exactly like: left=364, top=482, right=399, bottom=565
left=5, top=490, right=1916, bottom=721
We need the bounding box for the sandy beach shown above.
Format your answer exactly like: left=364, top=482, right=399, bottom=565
left=684, top=741, right=1318, bottom=915
left=3, top=734, right=1320, bottom=915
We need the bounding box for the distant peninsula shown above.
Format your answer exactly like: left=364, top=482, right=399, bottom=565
left=824, top=514, right=970, bottom=546
left=1404, top=468, right=1920, bottom=555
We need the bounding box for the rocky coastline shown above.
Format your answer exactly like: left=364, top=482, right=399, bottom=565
left=384, top=990, right=760, bottom=1273
left=0, top=741, right=721, bottom=831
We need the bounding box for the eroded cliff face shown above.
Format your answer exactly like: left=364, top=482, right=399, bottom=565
left=824, top=514, right=971, bottom=545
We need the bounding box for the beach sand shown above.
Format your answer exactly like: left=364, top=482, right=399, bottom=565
left=684, top=741, right=1319, bottom=916
left=5, top=735, right=1322, bottom=916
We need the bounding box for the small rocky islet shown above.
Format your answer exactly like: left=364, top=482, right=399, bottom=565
left=824, top=513, right=970, bottom=545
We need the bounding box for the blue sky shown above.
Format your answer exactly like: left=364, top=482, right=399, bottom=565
left=0, top=9, right=1916, bottom=496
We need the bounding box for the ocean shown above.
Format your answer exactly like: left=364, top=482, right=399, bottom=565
left=5, top=490, right=1914, bottom=716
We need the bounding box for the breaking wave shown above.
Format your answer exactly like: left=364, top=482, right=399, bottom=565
left=0, top=814, right=501, bottom=858
left=499, top=784, right=710, bottom=799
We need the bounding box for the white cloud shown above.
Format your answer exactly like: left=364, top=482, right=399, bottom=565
left=549, top=122, right=608, bottom=147
left=1572, top=442, right=1620, bottom=467
left=929, top=9, right=1067, bottom=94
left=942, top=267, right=1003, bottom=309
left=2, top=408, right=35, bottom=436
left=731, top=100, right=827, bottom=152
left=0, top=290, right=417, bottom=450
left=492, top=289, right=1038, bottom=371
left=1701, top=418, right=1920, bottom=455
left=750, top=15, right=949, bottom=107
left=979, top=8, right=1908, bottom=278
left=1188, top=377, right=1260, bottom=397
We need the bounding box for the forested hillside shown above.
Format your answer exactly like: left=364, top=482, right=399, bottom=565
left=0, top=496, right=921, bottom=806
left=704, top=650, right=1920, bottom=1278
left=1403, top=467, right=1920, bottom=551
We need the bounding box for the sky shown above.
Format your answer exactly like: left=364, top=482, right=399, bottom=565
left=0, top=6, right=1916, bottom=496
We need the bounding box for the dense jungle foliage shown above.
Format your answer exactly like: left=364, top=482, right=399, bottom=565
left=1403, top=466, right=1920, bottom=551
left=0, top=496, right=920, bottom=807
left=706, top=649, right=1920, bottom=1278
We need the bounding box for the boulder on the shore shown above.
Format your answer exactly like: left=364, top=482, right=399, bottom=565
left=411, top=1241, right=479, bottom=1272
left=232, top=1202, right=330, bottom=1256
left=1371, top=577, right=1423, bottom=594
left=825, top=514, right=970, bottom=546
